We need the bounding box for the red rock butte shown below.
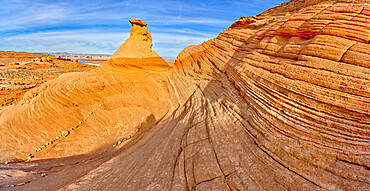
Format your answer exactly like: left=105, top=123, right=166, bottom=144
left=0, top=0, right=369, bottom=190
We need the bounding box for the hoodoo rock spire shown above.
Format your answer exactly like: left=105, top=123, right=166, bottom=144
left=101, top=19, right=169, bottom=71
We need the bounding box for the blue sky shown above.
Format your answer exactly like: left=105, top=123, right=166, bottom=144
left=0, top=0, right=286, bottom=57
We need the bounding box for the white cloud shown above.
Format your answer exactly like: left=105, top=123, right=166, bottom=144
left=0, top=28, right=212, bottom=57
left=1, top=29, right=125, bottom=54
left=152, top=33, right=210, bottom=45
left=0, top=0, right=287, bottom=57
left=0, top=0, right=232, bottom=32
left=0, top=1, right=73, bottom=31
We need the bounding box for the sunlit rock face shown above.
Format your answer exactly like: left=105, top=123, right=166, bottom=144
left=0, top=1, right=369, bottom=190
left=112, top=18, right=154, bottom=59
left=172, top=0, right=370, bottom=189
left=0, top=19, right=175, bottom=163
left=103, top=18, right=169, bottom=72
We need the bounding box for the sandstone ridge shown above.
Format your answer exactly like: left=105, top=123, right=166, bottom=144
left=0, top=19, right=178, bottom=164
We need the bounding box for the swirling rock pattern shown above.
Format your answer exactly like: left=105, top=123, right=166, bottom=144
left=0, top=19, right=178, bottom=162
left=0, top=1, right=369, bottom=190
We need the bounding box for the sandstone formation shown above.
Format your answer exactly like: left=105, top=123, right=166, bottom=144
left=104, top=18, right=169, bottom=71
left=0, top=19, right=174, bottom=162
left=31, top=57, right=52, bottom=62
left=0, top=0, right=369, bottom=190
left=31, top=57, right=41, bottom=62
left=0, top=52, right=95, bottom=108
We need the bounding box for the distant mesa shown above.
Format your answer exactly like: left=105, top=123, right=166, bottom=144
left=31, top=57, right=52, bottom=62
left=31, top=57, right=41, bottom=62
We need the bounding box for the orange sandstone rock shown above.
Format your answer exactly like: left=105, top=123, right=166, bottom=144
left=103, top=19, right=169, bottom=71
left=0, top=19, right=176, bottom=162
left=0, top=1, right=369, bottom=190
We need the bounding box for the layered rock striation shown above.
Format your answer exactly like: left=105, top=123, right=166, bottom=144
left=172, top=0, right=370, bottom=189
left=0, top=0, right=369, bottom=190
left=0, top=19, right=178, bottom=162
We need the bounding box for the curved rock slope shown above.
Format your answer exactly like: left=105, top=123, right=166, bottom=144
left=0, top=19, right=190, bottom=162
left=0, top=0, right=369, bottom=190
left=172, top=0, right=370, bottom=189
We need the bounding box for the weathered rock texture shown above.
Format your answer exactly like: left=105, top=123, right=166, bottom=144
left=0, top=19, right=173, bottom=162
left=0, top=0, right=369, bottom=190
left=106, top=18, right=169, bottom=71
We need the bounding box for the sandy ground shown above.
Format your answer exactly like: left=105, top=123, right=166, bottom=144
left=0, top=52, right=96, bottom=107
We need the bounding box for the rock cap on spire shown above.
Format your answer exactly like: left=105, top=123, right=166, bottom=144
left=129, top=19, right=147, bottom=27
